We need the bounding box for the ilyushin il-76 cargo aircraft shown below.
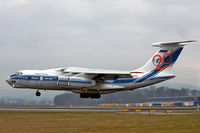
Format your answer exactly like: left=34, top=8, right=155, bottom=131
left=6, top=40, right=196, bottom=98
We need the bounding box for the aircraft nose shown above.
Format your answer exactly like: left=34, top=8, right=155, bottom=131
left=5, top=77, right=12, bottom=85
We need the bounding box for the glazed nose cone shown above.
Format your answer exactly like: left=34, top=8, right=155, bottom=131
left=5, top=77, right=12, bottom=85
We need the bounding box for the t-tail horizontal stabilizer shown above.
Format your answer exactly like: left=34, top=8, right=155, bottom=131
left=152, top=40, right=197, bottom=47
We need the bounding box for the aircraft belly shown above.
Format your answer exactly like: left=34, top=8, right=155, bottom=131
left=36, top=81, right=57, bottom=89
left=99, top=84, right=125, bottom=90
left=16, top=80, right=37, bottom=88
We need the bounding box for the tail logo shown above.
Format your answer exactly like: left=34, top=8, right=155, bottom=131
left=152, top=49, right=173, bottom=70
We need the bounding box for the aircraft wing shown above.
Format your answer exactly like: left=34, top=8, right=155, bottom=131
left=62, top=67, right=132, bottom=80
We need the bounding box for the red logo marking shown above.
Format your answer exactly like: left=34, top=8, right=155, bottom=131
left=130, top=72, right=144, bottom=74
left=152, top=49, right=173, bottom=70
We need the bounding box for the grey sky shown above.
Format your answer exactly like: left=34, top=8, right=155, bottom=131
left=0, top=0, right=200, bottom=92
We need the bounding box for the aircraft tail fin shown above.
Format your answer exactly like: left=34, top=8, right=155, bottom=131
left=133, top=40, right=196, bottom=74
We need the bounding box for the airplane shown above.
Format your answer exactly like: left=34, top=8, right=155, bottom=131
left=6, top=40, right=196, bottom=98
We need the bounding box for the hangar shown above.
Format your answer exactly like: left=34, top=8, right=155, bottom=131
left=144, top=96, right=200, bottom=107
left=98, top=96, right=200, bottom=107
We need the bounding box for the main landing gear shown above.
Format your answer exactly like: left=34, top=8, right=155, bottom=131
left=80, top=93, right=101, bottom=99
left=36, top=90, right=41, bottom=97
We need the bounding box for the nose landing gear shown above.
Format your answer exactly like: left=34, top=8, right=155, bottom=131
left=36, top=90, right=41, bottom=97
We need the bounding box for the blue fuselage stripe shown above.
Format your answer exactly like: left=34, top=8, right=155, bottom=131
left=11, top=75, right=93, bottom=84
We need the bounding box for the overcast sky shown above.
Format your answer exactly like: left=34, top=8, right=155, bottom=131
left=0, top=0, right=200, bottom=92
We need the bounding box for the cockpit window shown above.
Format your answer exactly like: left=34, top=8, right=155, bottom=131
left=10, top=72, right=23, bottom=77
left=17, top=72, right=23, bottom=75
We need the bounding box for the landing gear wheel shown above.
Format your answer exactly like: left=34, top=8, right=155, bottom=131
left=36, top=90, right=41, bottom=97
left=96, top=94, right=101, bottom=99
left=80, top=93, right=101, bottom=99
left=91, top=94, right=101, bottom=99
left=80, top=93, right=89, bottom=98
left=80, top=93, right=85, bottom=98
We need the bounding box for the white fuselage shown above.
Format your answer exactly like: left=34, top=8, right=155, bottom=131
left=6, top=67, right=174, bottom=95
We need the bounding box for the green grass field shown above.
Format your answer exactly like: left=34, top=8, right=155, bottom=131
left=0, top=111, right=200, bottom=133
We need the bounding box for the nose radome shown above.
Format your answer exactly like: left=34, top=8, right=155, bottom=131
left=5, top=77, right=11, bottom=85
